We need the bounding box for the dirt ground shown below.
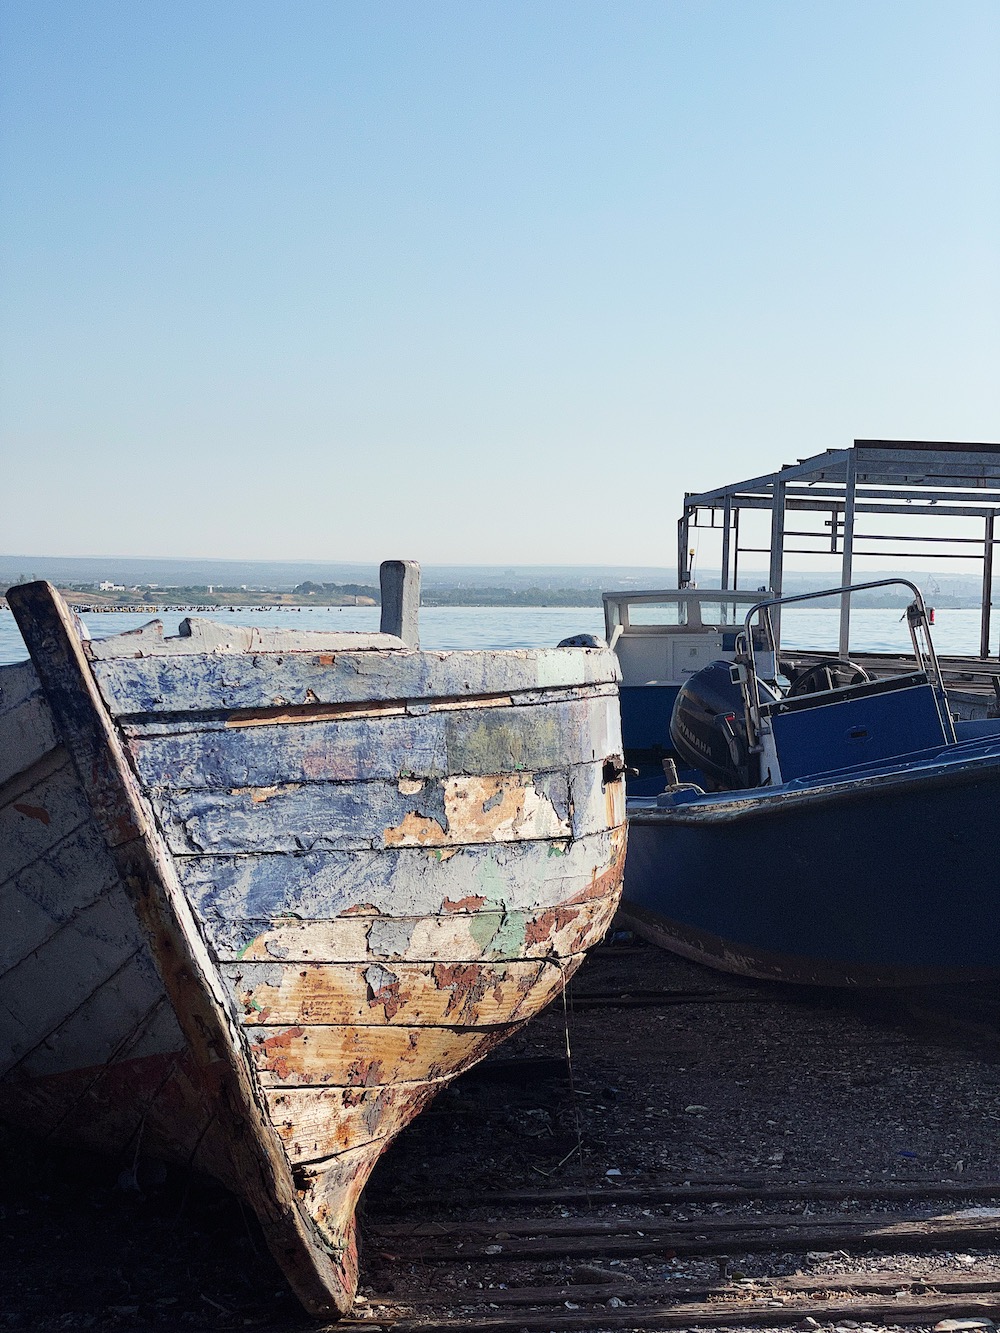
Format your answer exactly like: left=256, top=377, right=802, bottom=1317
left=5, top=936, right=1000, bottom=1331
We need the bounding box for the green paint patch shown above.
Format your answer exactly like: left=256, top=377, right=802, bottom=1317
left=483, top=909, right=528, bottom=959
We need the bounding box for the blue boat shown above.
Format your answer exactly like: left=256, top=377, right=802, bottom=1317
left=614, top=578, right=1000, bottom=985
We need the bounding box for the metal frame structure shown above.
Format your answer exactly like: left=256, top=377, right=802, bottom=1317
left=678, top=440, right=1000, bottom=657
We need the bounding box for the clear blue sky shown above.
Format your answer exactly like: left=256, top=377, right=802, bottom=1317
left=2, top=1, right=997, bottom=565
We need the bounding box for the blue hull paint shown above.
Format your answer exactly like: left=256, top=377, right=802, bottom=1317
left=623, top=738, right=1000, bottom=984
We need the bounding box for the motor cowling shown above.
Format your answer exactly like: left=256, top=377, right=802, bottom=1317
left=669, top=660, right=777, bottom=790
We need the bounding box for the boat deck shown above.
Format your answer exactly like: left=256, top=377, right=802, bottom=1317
left=784, top=647, right=1000, bottom=718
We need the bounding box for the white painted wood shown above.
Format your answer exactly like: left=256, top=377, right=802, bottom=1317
left=0, top=885, right=148, bottom=1076
left=223, top=895, right=618, bottom=965
left=0, top=757, right=94, bottom=890
left=87, top=617, right=405, bottom=659
left=0, top=820, right=120, bottom=975
left=176, top=826, right=625, bottom=937
left=16, top=954, right=174, bottom=1078
left=379, top=560, right=420, bottom=648
left=91, top=646, right=621, bottom=716
left=125, top=694, right=619, bottom=789
left=0, top=683, right=58, bottom=787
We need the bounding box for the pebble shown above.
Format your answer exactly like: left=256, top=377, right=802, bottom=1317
left=933, top=1321, right=995, bottom=1331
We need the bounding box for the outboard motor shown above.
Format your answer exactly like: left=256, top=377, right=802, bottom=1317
left=670, top=661, right=778, bottom=790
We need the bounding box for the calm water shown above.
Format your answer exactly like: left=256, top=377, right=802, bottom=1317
left=0, top=602, right=995, bottom=665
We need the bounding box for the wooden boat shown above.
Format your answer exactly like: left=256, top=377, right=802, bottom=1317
left=0, top=566, right=625, bottom=1317
left=612, top=578, right=1000, bottom=985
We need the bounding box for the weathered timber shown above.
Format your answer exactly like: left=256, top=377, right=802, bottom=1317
left=222, top=897, right=617, bottom=965
left=380, top=559, right=420, bottom=647
left=0, top=818, right=120, bottom=975
left=126, top=694, right=619, bottom=788
left=2, top=576, right=626, bottom=1319
left=249, top=1022, right=517, bottom=1088
left=367, top=1268, right=1000, bottom=1307
left=153, top=770, right=578, bottom=855
left=176, top=828, right=623, bottom=933
left=372, top=1207, right=1000, bottom=1261
left=351, top=1293, right=1000, bottom=1332
left=6, top=581, right=360, bottom=1317
left=90, top=645, right=620, bottom=717
left=460, top=1178, right=1000, bottom=1208
left=228, top=955, right=585, bottom=1028
left=0, top=887, right=148, bottom=1075
left=86, top=616, right=405, bottom=659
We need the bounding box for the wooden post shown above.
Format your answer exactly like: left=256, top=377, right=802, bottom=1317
left=380, top=560, right=420, bottom=648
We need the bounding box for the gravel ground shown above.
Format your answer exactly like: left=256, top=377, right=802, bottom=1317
left=5, top=936, right=1000, bottom=1331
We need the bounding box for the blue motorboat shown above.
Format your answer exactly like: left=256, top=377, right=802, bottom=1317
left=616, top=579, right=1000, bottom=985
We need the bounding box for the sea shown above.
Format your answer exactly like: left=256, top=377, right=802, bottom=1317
left=0, top=602, right=995, bottom=665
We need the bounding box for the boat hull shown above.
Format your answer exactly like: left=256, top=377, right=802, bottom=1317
left=1, top=591, right=626, bottom=1316
left=623, top=747, right=1000, bottom=986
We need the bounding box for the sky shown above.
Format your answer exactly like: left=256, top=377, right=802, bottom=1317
left=1, top=1, right=998, bottom=567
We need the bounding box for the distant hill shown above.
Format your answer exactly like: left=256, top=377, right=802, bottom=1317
left=0, top=555, right=679, bottom=592
left=0, top=556, right=990, bottom=607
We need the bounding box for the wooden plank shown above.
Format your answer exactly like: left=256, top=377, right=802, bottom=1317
left=86, top=616, right=404, bottom=659
left=223, top=897, right=618, bottom=966
left=125, top=695, right=619, bottom=789
left=367, top=1269, right=1000, bottom=1308
left=176, top=827, right=625, bottom=937
left=7, top=580, right=363, bottom=1318
left=90, top=646, right=620, bottom=717
left=15, top=951, right=172, bottom=1078
left=154, top=770, right=582, bottom=855
left=0, top=683, right=59, bottom=787
left=225, top=954, right=585, bottom=1028
left=267, top=1078, right=444, bottom=1163
left=119, top=681, right=615, bottom=736
left=372, top=1209, right=1000, bottom=1262
left=379, top=559, right=420, bottom=647
left=249, top=1022, right=513, bottom=1088
left=350, top=1294, right=1000, bottom=1332
left=0, top=819, right=120, bottom=976
left=0, top=885, right=147, bottom=1076
left=456, top=1179, right=1000, bottom=1208
left=0, top=755, right=93, bottom=888
left=0, top=660, right=37, bottom=716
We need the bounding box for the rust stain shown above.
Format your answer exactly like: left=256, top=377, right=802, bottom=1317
left=341, top=903, right=381, bottom=916
left=250, top=1026, right=306, bottom=1079
left=524, top=905, right=579, bottom=948
left=431, top=962, right=494, bottom=1022
left=345, top=1058, right=385, bottom=1087
left=365, top=968, right=403, bottom=1020
left=13, top=802, right=51, bottom=825
left=441, top=894, right=487, bottom=913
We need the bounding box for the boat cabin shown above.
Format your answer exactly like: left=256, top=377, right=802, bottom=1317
left=602, top=588, right=773, bottom=792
